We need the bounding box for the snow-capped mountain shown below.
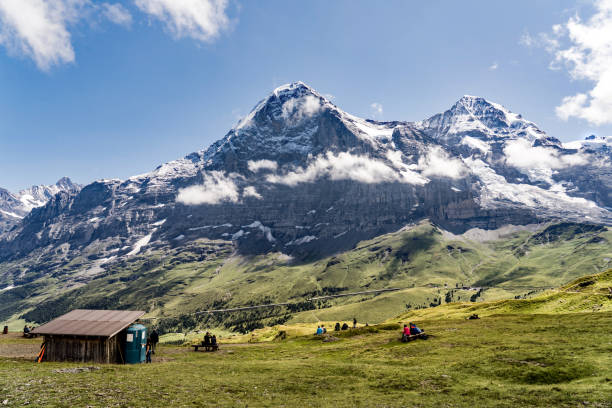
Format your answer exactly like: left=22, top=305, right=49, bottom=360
left=564, top=135, right=612, bottom=153
left=0, top=177, right=81, bottom=232
left=0, top=83, right=610, bottom=269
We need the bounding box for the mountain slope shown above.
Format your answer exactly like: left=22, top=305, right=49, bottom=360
left=2, top=221, right=610, bottom=331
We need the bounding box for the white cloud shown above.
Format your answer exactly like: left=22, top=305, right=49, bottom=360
left=504, top=139, right=588, bottom=171
left=134, top=0, right=230, bottom=42
left=242, top=186, right=262, bottom=199
left=417, top=146, right=467, bottom=179
left=281, top=95, right=322, bottom=125
left=0, top=0, right=86, bottom=70
left=489, top=62, right=498, bottom=70
left=247, top=159, right=278, bottom=173
left=176, top=171, right=239, bottom=205
left=370, top=102, right=383, bottom=117
left=266, top=152, right=427, bottom=186
left=0, top=1, right=133, bottom=70
left=101, top=3, right=132, bottom=27
left=529, top=0, right=612, bottom=125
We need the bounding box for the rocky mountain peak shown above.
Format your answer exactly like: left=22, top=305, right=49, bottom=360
left=416, top=95, right=556, bottom=146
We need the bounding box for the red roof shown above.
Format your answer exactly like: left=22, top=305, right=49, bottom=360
left=31, top=309, right=145, bottom=337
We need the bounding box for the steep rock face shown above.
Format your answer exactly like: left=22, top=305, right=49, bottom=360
left=0, top=84, right=610, bottom=268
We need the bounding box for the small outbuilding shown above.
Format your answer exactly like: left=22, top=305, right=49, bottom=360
left=31, top=309, right=146, bottom=364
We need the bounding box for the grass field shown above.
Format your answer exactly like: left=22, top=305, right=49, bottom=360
left=1, top=312, right=610, bottom=407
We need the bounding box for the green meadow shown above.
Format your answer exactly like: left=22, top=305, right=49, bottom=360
left=1, top=271, right=611, bottom=407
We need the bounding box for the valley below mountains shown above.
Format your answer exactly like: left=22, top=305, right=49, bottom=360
left=1, top=82, right=611, bottom=330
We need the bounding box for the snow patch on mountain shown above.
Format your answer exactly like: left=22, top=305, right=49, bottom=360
left=461, top=136, right=491, bottom=153
left=464, top=157, right=602, bottom=218
left=564, top=135, right=612, bottom=152
left=286, top=235, right=317, bottom=245
left=127, top=231, right=154, bottom=256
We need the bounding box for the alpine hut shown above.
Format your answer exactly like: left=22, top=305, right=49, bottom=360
left=31, top=309, right=146, bottom=364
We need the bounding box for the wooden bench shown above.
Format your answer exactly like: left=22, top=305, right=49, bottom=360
left=401, top=332, right=427, bottom=342
left=192, top=344, right=219, bottom=352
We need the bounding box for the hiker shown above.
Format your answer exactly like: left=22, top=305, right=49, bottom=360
left=203, top=332, right=211, bottom=347
left=322, top=325, right=327, bottom=334
left=150, top=329, right=159, bottom=354
left=145, top=339, right=152, bottom=363
left=334, top=322, right=341, bottom=331
left=316, top=326, right=323, bottom=335
left=341, top=323, right=349, bottom=330
left=353, top=318, right=357, bottom=328
left=409, top=322, right=423, bottom=335
left=211, top=334, right=218, bottom=350
left=23, top=325, right=30, bottom=335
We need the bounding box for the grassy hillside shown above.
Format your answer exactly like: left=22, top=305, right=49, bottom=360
left=1, top=312, right=610, bottom=407
left=2, top=221, right=611, bottom=333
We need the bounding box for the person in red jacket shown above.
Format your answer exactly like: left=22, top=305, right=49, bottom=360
left=402, top=324, right=411, bottom=342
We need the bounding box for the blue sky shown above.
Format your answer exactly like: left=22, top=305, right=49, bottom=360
left=1, top=0, right=611, bottom=191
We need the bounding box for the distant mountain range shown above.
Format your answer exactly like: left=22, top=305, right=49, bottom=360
left=1, top=82, right=611, bottom=327
left=1, top=82, right=610, bottom=260
left=0, top=177, right=81, bottom=232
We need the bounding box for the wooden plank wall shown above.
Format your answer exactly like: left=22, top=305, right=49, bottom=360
left=44, top=335, right=123, bottom=363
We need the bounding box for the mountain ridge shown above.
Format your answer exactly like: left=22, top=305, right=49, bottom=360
left=0, top=82, right=610, bottom=268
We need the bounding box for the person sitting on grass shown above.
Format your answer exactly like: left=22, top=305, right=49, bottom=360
left=341, top=323, right=349, bottom=331
left=211, top=334, right=218, bottom=350
left=334, top=322, right=341, bottom=331
left=409, top=322, right=423, bottom=335
left=322, top=325, right=327, bottom=334
left=315, top=326, right=323, bottom=335
left=23, top=325, right=30, bottom=336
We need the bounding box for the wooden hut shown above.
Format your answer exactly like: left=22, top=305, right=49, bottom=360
left=31, top=309, right=145, bottom=363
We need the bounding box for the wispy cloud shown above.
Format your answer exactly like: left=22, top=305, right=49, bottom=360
left=176, top=171, right=239, bottom=205
left=101, top=3, right=132, bottom=27
left=522, top=0, right=612, bottom=125
left=0, top=0, right=232, bottom=71
left=247, top=159, right=278, bottom=173
left=281, top=95, right=322, bottom=125
left=242, top=186, right=262, bottom=199
left=0, top=0, right=85, bottom=70
left=504, top=139, right=588, bottom=170
left=266, top=152, right=427, bottom=186
left=134, top=0, right=231, bottom=43
left=489, top=62, right=498, bottom=71
left=370, top=102, right=383, bottom=118
left=417, top=146, right=467, bottom=179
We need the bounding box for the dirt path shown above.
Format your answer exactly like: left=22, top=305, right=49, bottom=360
left=0, top=333, right=41, bottom=360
